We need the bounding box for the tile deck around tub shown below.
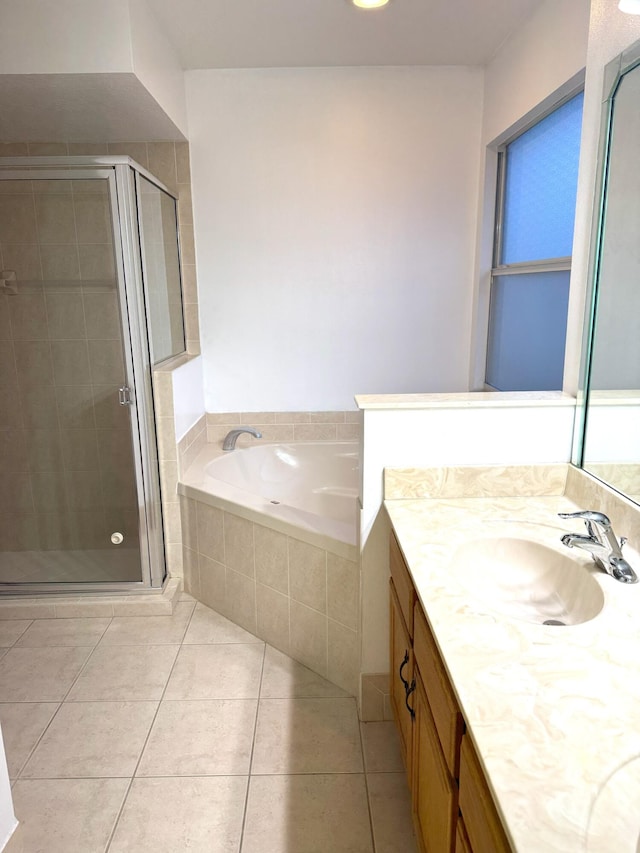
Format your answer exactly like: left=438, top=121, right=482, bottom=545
left=0, top=596, right=417, bottom=853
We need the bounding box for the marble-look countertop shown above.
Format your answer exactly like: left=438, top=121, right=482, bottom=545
left=385, top=494, right=640, bottom=853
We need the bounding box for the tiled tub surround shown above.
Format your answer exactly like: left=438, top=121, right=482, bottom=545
left=180, top=495, right=360, bottom=697
left=148, top=406, right=357, bottom=584
left=174, top=418, right=363, bottom=695
left=385, top=463, right=640, bottom=852
left=205, top=411, right=362, bottom=445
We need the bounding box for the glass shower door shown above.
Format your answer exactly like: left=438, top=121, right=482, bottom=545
left=0, top=171, right=144, bottom=586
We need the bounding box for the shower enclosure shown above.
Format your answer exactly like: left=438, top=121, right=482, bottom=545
left=0, top=157, right=186, bottom=594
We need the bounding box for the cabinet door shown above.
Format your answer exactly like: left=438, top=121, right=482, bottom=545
left=414, top=603, right=464, bottom=778
left=390, top=532, right=416, bottom=635
left=455, top=817, right=473, bottom=853
left=390, top=579, right=414, bottom=777
left=412, top=671, right=457, bottom=853
left=459, top=735, right=512, bottom=853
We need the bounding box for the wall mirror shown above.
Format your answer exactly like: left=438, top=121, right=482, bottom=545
left=578, top=38, right=640, bottom=505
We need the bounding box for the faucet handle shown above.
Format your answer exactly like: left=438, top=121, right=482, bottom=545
left=558, top=510, right=612, bottom=528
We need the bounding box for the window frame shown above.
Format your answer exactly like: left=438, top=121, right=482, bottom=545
left=483, top=86, right=584, bottom=390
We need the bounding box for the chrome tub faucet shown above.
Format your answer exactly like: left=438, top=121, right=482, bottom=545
left=559, top=510, right=638, bottom=584
left=222, top=426, right=262, bottom=452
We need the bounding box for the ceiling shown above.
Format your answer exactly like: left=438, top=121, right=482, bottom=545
left=147, top=0, right=545, bottom=70
left=0, top=0, right=546, bottom=143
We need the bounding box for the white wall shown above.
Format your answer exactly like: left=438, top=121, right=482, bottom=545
left=186, top=66, right=484, bottom=412
left=564, top=2, right=640, bottom=394
left=0, top=0, right=188, bottom=138
left=129, top=0, right=188, bottom=137
left=482, top=0, right=590, bottom=148
left=0, top=0, right=131, bottom=74
left=172, top=355, right=205, bottom=441
left=469, top=0, right=589, bottom=388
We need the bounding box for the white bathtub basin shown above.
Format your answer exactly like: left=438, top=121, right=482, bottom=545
left=453, top=536, right=605, bottom=626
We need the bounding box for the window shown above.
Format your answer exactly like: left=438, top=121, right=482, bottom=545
left=485, top=91, right=584, bottom=391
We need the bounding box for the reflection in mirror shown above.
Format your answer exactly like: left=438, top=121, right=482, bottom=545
left=581, top=43, right=640, bottom=504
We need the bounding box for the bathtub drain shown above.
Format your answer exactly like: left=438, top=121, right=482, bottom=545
left=542, top=619, right=566, bottom=626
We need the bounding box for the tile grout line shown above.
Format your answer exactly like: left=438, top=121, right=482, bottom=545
left=103, top=599, right=198, bottom=853
left=358, top=719, right=378, bottom=853
left=12, top=615, right=114, bottom=782
left=237, top=640, right=267, bottom=852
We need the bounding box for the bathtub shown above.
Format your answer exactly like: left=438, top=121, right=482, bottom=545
left=179, top=441, right=360, bottom=548
left=178, top=440, right=361, bottom=695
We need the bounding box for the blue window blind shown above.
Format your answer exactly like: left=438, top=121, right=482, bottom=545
left=501, top=91, right=584, bottom=265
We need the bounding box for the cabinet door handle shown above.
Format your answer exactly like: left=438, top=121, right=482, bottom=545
left=399, top=650, right=410, bottom=690
left=405, top=679, right=416, bottom=719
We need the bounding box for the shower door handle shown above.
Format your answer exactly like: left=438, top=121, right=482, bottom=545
left=118, top=385, right=133, bottom=406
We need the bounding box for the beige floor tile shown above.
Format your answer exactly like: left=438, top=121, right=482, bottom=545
left=252, top=697, right=363, bottom=774
left=183, top=603, right=262, bottom=645
left=165, top=643, right=264, bottom=700
left=15, top=617, right=111, bottom=647
left=260, top=645, right=350, bottom=699
left=360, top=721, right=405, bottom=773
left=99, top=601, right=194, bottom=645
left=5, top=778, right=129, bottom=853
left=242, top=774, right=374, bottom=853
left=0, top=702, right=59, bottom=778
left=66, top=644, right=179, bottom=701
left=137, top=698, right=258, bottom=776
left=366, top=772, right=419, bottom=853
left=0, top=647, right=92, bottom=701
left=21, top=700, right=158, bottom=778
left=109, top=776, right=248, bottom=853
left=0, top=620, right=32, bottom=647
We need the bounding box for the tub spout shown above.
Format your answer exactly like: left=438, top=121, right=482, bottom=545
left=222, top=426, right=262, bottom=452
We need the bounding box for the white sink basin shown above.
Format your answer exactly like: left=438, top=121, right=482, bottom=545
left=454, top=536, right=605, bottom=626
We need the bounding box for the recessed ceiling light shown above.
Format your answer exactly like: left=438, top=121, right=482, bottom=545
left=619, top=0, right=640, bottom=13
left=352, top=0, right=390, bottom=8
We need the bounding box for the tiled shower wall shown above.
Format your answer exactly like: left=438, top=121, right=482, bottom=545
left=0, top=140, right=200, bottom=354
left=0, top=141, right=200, bottom=574
left=0, top=176, right=139, bottom=557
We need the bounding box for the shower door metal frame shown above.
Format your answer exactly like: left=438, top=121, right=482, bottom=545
left=0, top=158, right=173, bottom=595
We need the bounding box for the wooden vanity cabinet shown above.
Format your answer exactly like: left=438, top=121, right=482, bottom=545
left=390, top=579, right=414, bottom=776
left=458, top=735, right=512, bottom=853
left=389, top=533, right=513, bottom=853
left=455, top=817, right=473, bottom=853
left=412, top=669, right=458, bottom=852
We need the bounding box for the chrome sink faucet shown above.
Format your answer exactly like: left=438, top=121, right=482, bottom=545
left=559, top=510, right=638, bottom=584
left=222, top=426, right=262, bottom=452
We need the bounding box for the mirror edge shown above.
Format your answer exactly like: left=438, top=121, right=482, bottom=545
left=572, top=46, right=632, bottom=472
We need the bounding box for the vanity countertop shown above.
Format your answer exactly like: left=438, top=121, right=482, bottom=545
left=385, top=493, right=640, bottom=853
